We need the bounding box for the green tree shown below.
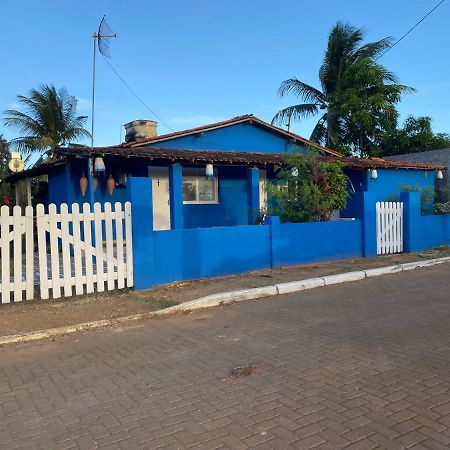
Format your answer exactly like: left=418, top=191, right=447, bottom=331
left=3, top=84, right=90, bottom=158
left=267, top=154, right=348, bottom=222
left=0, top=135, right=13, bottom=206
left=336, top=59, right=410, bottom=156
left=272, top=22, right=412, bottom=154
left=380, top=116, right=450, bottom=156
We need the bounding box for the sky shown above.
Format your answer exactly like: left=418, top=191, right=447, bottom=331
left=0, top=0, right=449, bottom=148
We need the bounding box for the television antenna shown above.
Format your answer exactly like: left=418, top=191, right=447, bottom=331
left=91, top=16, right=117, bottom=153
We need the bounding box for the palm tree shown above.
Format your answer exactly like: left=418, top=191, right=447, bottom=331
left=272, top=22, right=410, bottom=150
left=3, top=84, right=90, bottom=159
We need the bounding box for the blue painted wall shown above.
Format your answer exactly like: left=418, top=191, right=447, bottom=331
left=270, top=219, right=363, bottom=267
left=183, top=166, right=249, bottom=228
left=342, top=168, right=435, bottom=218
left=366, top=169, right=434, bottom=202
left=147, top=218, right=364, bottom=287
left=48, top=167, right=69, bottom=205
left=153, top=225, right=271, bottom=285
left=401, top=191, right=450, bottom=252
left=48, top=158, right=149, bottom=209
left=145, top=122, right=307, bottom=154
left=126, top=178, right=449, bottom=290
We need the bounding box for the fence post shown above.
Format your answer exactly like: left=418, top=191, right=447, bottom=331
left=360, top=191, right=378, bottom=257
left=265, top=215, right=280, bottom=268
left=127, top=177, right=155, bottom=289
left=400, top=191, right=420, bottom=253
left=247, top=167, right=260, bottom=225
left=169, top=163, right=184, bottom=229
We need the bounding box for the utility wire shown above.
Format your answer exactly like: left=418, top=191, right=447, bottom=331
left=102, top=56, right=176, bottom=133
left=376, top=0, right=446, bottom=60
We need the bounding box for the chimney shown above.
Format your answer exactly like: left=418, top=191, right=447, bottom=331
left=124, top=120, right=157, bottom=143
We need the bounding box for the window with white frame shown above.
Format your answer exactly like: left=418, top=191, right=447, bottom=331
left=183, top=168, right=218, bottom=204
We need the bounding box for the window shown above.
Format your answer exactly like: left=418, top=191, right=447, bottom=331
left=183, top=168, right=218, bottom=204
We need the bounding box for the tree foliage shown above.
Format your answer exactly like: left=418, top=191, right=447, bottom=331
left=272, top=22, right=412, bottom=156
left=380, top=116, right=450, bottom=156
left=0, top=135, right=13, bottom=206
left=3, top=84, right=90, bottom=158
left=266, top=154, right=348, bottom=222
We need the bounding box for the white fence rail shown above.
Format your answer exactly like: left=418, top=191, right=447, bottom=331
left=376, top=201, right=403, bottom=255
left=0, top=202, right=133, bottom=304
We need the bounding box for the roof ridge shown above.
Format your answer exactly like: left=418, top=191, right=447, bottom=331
left=126, top=114, right=343, bottom=157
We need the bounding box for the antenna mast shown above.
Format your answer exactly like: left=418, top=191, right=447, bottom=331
left=91, top=16, right=117, bottom=153
left=286, top=110, right=292, bottom=132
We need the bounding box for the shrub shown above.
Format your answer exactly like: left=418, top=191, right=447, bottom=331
left=266, top=154, right=348, bottom=222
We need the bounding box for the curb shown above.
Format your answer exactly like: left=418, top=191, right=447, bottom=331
left=1, top=256, right=449, bottom=346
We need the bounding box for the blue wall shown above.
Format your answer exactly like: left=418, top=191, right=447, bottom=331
left=153, top=225, right=271, bottom=285
left=401, top=191, right=450, bottom=252
left=48, top=167, right=69, bottom=205
left=45, top=158, right=252, bottom=228
left=48, top=158, right=150, bottom=210
left=146, top=122, right=307, bottom=154
left=342, top=168, right=435, bottom=218
left=183, top=166, right=249, bottom=228
left=271, top=219, right=363, bottom=266
left=127, top=179, right=449, bottom=290
left=148, top=219, right=363, bottom=287
left=366, top=169, right=434, bottom=202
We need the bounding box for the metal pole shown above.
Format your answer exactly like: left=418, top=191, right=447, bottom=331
left=88, top=34, right=96, bottom=245
left=89, top=33, right=96, bottom=190
left=91, top=33, right=96, bottom=151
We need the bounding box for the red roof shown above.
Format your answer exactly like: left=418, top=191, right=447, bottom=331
left=124, top=114, right=344, bottom=158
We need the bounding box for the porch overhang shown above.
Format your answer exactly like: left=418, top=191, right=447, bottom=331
left=4, top=146, right=447, bottom=184
left=58, top=146, right=447, bottom=170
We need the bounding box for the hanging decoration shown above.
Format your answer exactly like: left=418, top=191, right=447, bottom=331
left=107, top=174, right=115, bottom=196
left=370, top=169, right=378, bottom=180
left=94, top=157, right=106, bottom=172
left=205, top=164, right=214, bottom=178
left=437, top=170, right=444, bottom=180
left=80, top=173, right=88, bottom=197
left=93, top=176, right=99, bottom=192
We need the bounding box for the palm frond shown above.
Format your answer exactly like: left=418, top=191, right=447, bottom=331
left=3, top=84, right=90, bottom=157
left=277, top=78, right=325, bottom=104
left=271, top=104, right=320, bottom=127
left=353, top=37, right=393, bottom=61
left=309, top=115, right=328, bottom=145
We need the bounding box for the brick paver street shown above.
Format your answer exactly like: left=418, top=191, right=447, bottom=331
left=0, top=265, right=449, bottom=449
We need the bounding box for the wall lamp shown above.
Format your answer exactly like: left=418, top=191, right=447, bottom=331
left=370, top=169, right=378, bottom=180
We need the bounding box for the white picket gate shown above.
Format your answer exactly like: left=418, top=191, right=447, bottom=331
left=37, top=202, right=133, bottom=299
left=376, top=201, right=403, bottom=255
left=0, top=205, right=34, bottom=303
left=0, top=202, right=133, bottom=304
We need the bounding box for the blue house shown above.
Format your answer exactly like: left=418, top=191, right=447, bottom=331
left=7, top=114, right=445, bottom=229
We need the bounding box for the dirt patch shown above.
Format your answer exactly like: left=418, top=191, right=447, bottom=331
left=230, top=364, right=259, bottom=378
left=0, top=246, right=448, bottom=337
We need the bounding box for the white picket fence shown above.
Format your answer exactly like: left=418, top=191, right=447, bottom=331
left=0, top=202, right=133, bottom=304
left=0, top=205, right=34, bottom=303
left=376, top=201, right=403, bottom=255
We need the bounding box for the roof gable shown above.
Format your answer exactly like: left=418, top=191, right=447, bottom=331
left=128, top=115, right=343, bottom=157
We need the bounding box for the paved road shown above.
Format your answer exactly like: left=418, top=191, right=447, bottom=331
left=0, top=265, right=449, bottom=450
